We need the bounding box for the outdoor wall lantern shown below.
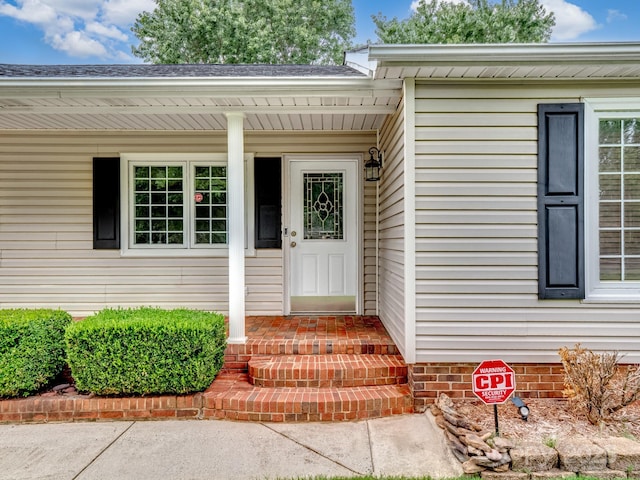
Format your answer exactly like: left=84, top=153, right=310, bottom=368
left=365, top=147, right=383, bottom=182
left=511, top=396, right=530, bottom=421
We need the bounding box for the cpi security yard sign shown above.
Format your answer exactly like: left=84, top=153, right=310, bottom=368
left=472, top=359, right=515, bottom=405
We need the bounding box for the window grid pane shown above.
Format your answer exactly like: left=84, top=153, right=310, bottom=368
left=193, top=166, right=227, bottom=245
left=133, top=165, right=184, bottom=245
left=599, top=118, right=640, bottom=281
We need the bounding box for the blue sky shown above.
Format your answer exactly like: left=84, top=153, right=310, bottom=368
left=0, top=0, right=639, bottom=64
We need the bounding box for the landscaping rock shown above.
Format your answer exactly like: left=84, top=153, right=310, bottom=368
left=465, top=433, right=493, bottom=452
left=463, top=459, right=487, bottom=474
left=593, top=436, right=640, bottom=472
left=493, top=437, right=516, bottom=451
left=530, top=469, right=576, bottom=479
left=510, top=442, right=558, bottom=472
left=579, top=469, right=628, bottom=479
left=481, top=471, right=529, bottom=480
left=555, top=436, right=607, bottom=471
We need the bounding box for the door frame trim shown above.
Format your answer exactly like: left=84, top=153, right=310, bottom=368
left=283, top=154, right=363, bottom=315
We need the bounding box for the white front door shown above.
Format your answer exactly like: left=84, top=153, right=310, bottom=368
left=288, top=158, right=359, bottom=313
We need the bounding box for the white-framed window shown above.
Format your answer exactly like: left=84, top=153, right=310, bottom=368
left=120, top=153, right=254, bottom=256
left=585, top=99, right=640, bottom=300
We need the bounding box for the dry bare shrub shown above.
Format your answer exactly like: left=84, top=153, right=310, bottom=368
left=558, top=343, right=640, bottom=425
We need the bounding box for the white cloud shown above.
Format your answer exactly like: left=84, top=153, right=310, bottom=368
left=540, top=0, right=598, bottom=41
left=86, top=21, right=128, bottom=42
left=102, top=0, right=155, bottom=27
left=50, top=30, right=109, bottom=57
left=0, top=0, right=155, bottom=60
left=606, top=9, right=627, bottom=24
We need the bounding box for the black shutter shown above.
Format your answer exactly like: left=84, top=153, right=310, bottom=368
left=254, top=158, right=282, bottom=249
left=537, top=104, right=584, bottom=299
left=93, top=157, right=120, bottom=249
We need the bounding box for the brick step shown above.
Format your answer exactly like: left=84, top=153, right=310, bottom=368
left=248, top=354, right=408, bottom=388
left=204, top=372, right=413, bottom=422
left=224, top=339, right=400, bottom=372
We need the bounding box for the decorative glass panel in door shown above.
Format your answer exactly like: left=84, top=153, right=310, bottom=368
left=304, top=173, right=343, bottom=240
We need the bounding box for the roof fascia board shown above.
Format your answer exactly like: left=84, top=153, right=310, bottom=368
left=368, top=42, right=640, bottom=66
left=0, top=77, right=402, bottom=99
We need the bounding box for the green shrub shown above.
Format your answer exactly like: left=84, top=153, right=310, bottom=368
left=65, top=307, right=226, bottom=395
left=0, top=309, right=72, bottom=397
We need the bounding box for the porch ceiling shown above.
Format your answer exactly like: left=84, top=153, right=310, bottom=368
left=0, top=67, right=403, bottom=132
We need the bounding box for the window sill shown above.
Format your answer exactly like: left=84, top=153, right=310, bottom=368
left=120, top=247, right=257, bottom=258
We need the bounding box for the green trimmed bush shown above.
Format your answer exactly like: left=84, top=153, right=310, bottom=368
left=65, top=307, right=226, bottom=395
left=0, top=309, right=72, bottom=397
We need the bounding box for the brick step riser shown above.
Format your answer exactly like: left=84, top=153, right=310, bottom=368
left=204, top=377, right=414, bottom=422
left=223, top=342, right=400, bottom=373
left=248, top=356, right=408, bottom=388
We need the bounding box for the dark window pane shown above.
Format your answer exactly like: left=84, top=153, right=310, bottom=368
left=600, top=202, right=621, bottom=228
left=624, top=174, right=640, bottom=199
left=600, top=231, right=621, bottom=256
left=211, top=166, right=226, bottom=177
left=135, top=178, right=149, bottom=191
left=168, top=206, right=183, bottom=218
left=599, top=147, right=621, bottom=172
left=135, top=232, right=150, bottom=244
left=195, top=179, right=209, bottom=190
left=195, top=206, right=210, bottom=218
left=625, top=147, right=640, bottom=172
left=167, top=233, right=183, bottom=244
left=135, top=220, right=150, bottom=232
left=625, top=258, right=640, bottom=280
left=211, top=220, right=226, bottom=232
left=624, top=202, right=640, bottom=228
left=211, top=193, right=226, bottom=204
left=195, top=220, right=210, bottom=232
left=168, top=166, right=182, bottom=179
left=195, top=166, right=209, bottom=178
left=135, top=205, right=149, bottom=218
left=168, top=220, right=183, bottom=232
left=599, top=174, right=621, bottom=200
left=623, top=119, right=640, bottom=144
left=150, top=166, right=166, bottom=178
left=151, top=206, right=166, bottom=217
left=152, top=219, right=167, bottom=232
left=211, top=232, right=226, bottom=244
left=134, top=166, right=149, bottom=178
left=211, top=206, right=226, bottom=218
left=600, top=119, right=621, bottom=144
left=625, top=231, right=640, bottom=255
left=600, top=258, right=621, bottom=281
left=151, top=232, right=166, bottom=244
left=195, top=233, right=210, bottom=244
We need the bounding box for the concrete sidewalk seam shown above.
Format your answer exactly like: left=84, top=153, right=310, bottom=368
left=72, top=421, right=136, bottom=480
left=365, top=419, right=376, bottom=475
left=260, top=423, right=367, bottom=476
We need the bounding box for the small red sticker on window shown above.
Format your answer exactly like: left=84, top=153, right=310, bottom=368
left=194, top=192, right=204, bottom=203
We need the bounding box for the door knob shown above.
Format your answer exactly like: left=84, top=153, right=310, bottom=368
left=290, top=241, right=297, bottom=248
left=291, top=231, right=297, bottom=237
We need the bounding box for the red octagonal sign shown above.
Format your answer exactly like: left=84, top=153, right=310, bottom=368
left=472, top=359, right=515, bottom=405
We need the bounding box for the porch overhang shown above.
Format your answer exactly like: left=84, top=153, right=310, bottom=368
left=0, top=67, right=403, bottom=132
left=366, top=42, right=640, bottom=81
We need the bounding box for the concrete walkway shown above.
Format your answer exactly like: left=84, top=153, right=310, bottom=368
left=0, top=413, right=462, bottom=480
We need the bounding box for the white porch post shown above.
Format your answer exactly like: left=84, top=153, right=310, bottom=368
left=226, top=112, right=247, bottom=344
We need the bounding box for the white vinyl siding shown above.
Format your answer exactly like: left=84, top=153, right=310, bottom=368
left=412, top=81, right=640, bottom=363
left=0, top=130, right=376, bottom=316
left=378, top=96, right=407, bottom=352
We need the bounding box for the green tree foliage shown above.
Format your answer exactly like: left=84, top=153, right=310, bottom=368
left=132, top=0, right=355, bottom=65
left=373, top=0, right=555, bottom=44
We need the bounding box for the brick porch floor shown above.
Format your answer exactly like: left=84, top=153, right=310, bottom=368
left=0, top=316, right=413, bottom=423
